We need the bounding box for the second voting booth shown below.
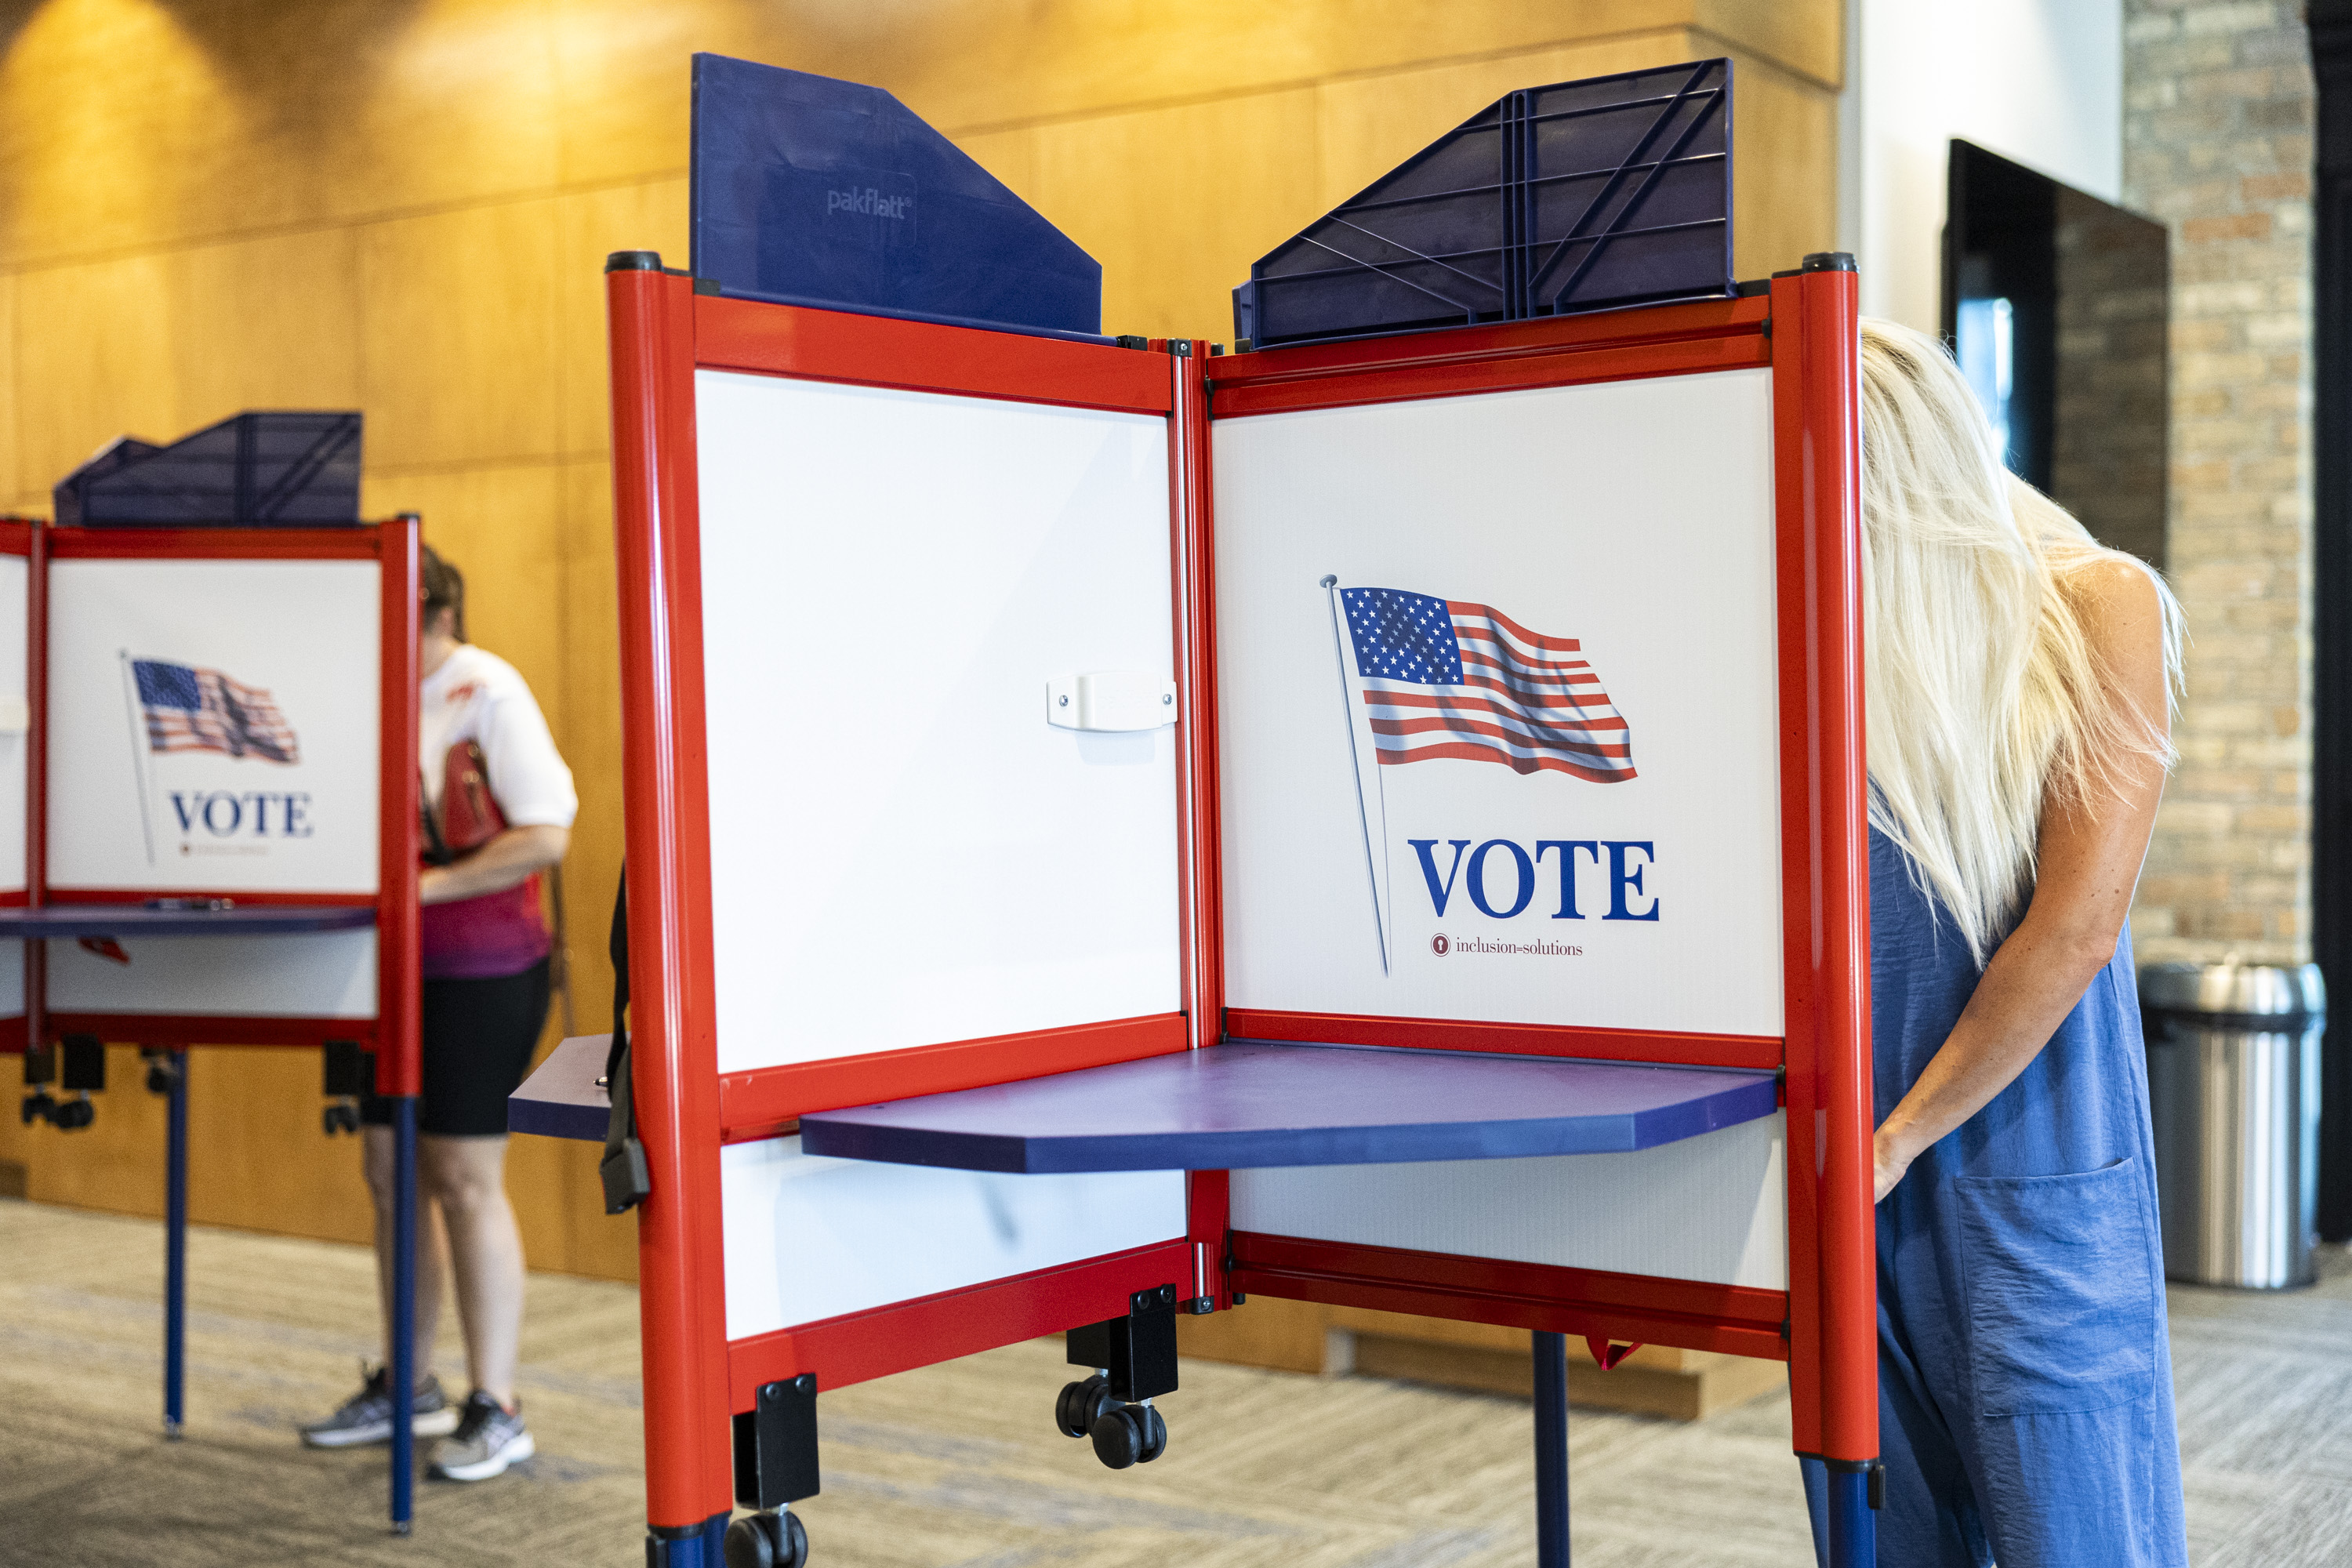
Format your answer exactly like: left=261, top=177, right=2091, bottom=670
left=5, top=418, right=428, bottom=1533
left=555, top=54, right=1876, bottom=1567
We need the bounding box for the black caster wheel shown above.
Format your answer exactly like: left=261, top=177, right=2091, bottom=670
left=322, top=1102, right=359, bottom=1136
left=145, top=1062, right=173, bottom=1096
left=1088, top=1403, right=1167, bottom=1469
left=1055, top=1373, right=1114, bottom=1439
left=722, top=1509, right=808, bottom=1568
left=52, top=1095, right=95, bottom=1131
left=1136, top=1403, right=1168, bottom=1464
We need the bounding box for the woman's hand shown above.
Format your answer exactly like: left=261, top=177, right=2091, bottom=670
left=1874, top=1123, right=1918, bottom=1203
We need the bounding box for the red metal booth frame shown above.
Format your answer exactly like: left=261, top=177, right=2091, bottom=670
left=607, top=265, right=1874, bottom=1535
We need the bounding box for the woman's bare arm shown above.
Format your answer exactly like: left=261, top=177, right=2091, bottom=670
left=419, top=824, right=569, bottom=906
left=1872, top=561, right=2172, bottom=1200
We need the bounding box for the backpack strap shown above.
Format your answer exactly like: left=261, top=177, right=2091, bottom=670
left=599, top=872, right=652, bottom=1214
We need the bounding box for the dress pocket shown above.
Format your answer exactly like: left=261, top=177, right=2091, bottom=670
left=1955, top=1157, right=2157, bottom=1418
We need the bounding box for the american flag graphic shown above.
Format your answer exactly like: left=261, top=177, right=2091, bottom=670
left=1339, top=587, right=1634, bottom=782
left=132, top=659, right=299, bottom=764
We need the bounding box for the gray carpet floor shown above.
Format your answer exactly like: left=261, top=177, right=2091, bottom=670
left=2, top=1198, right=2347, bottom=1566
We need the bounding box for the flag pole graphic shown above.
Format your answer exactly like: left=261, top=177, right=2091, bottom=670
left=1323, top=576, right=1391, bottom=975
left=118, top=651, right=159, bottom=866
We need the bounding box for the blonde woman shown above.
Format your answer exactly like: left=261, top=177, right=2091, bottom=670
left=1798, top=321, right=2188, bottom=1566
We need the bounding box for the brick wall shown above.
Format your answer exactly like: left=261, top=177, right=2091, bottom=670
left=2051, top=188, right=2172, bottom=573
left=2124, top=1, right=2314, bottom=964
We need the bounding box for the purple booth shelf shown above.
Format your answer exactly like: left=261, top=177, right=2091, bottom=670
left=797, top=1040, right=1778, bottom=1174
left=508, top=1033, right=612, bottom=1142
left=0, top=903, right=376, bottom=938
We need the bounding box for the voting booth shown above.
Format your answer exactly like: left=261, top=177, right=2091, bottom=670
left=552, top=54, right=1875, bottom=1568
left=5, top=416, right=426, bottom=1533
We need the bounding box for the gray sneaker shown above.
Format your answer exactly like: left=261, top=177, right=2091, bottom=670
left=428, top=1390, right=535, bottom=1482
left=299, top=1363, right=461, bottom=1448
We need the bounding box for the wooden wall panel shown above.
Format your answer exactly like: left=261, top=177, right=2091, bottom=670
left=358, top=202, right=563, bottom=470
left=556, top=456, right=624, bottom=1047
left=4, top=1044, right=185, bottom=1221
left=1711, top=42, right=1841, bottom=285
left=0, top=1044, right=374, bottom=1243
left=1, top=0, right=1840, bottom=1284
left=360, top=465, right=567, bottom=711
left=1697, top=0, right=1842, bottom=88
left=1022, top=89, right=1324, bottom=343
left=0, top=271, right=16, bottom=506
left=0, top=0, right=571, bottom=267
left=183, top=1047, right=376, bottom=1243
left=555, top=181, right=690, bottom=456
left=14, top=254, right=177, bottom=502
left=167, top=229, right=365, bottom=435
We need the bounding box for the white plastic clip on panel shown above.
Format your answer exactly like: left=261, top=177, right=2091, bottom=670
left=1045, top=672, right=1179, bottom=732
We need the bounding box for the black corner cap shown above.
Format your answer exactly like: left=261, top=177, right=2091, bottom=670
left=1114, top=334, right=1150, bottom=350
left=692, top=277, right=723, bottom=296
left=1733, top=278, right=1771, bottom=297
left=1801, top=252, right=1857, bottom=273
left=606, top=250, right=664, bottom=273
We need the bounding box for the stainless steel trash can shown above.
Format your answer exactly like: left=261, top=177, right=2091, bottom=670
left=2140, top=962, right=2326, bottom=1288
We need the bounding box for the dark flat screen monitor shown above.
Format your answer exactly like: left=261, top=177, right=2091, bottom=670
left=1944, top=139, right=2170, bottom=571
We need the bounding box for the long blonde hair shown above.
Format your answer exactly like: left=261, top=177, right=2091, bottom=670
left=1859, top=318, right=2182, bottom=962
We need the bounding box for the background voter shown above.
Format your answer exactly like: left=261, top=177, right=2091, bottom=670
left=299, top=543, right=577, bottom=1483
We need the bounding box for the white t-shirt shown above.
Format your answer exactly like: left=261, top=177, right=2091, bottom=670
left=420, top=644, right=578, bottom=829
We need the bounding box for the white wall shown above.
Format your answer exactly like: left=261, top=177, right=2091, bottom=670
left=1845, top=0, right=2123, bottom=332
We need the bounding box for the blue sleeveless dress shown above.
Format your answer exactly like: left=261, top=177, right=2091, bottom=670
left=1804, top=828, right=2187, bottom=1566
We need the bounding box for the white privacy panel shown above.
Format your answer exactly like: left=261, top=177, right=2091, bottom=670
left=720, top=1135, right=1186, bottom=1340
left=47, top=558, right=382, bottom=894
left=47, top=929, right=376, bottom=1018
left=1214, top=369, right=1784, bottom=1038
left=1232, top=1112, right=1787, bottom=1289
left=0, top=554, right=27, bottom=895
left=695, top=370, right=1181, bottom=1076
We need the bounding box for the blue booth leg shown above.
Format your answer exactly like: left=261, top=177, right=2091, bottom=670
left=645, top=1512, right=731, bottom=1566
left=163, top=1050, right=187, bottom=1439
left=1826, top=1462, right=1876, bottom=1568
left=390, top=1095, right=419, bottom=1535
left=1533, top=1330, right=1570, bottom=1568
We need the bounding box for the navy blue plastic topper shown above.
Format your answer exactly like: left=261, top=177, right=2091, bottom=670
left=690, top=54, right=1104, bottom=343
left=53, top=411, right=362, bottom=528
left=1233, top=59, right=1734, bottom=351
